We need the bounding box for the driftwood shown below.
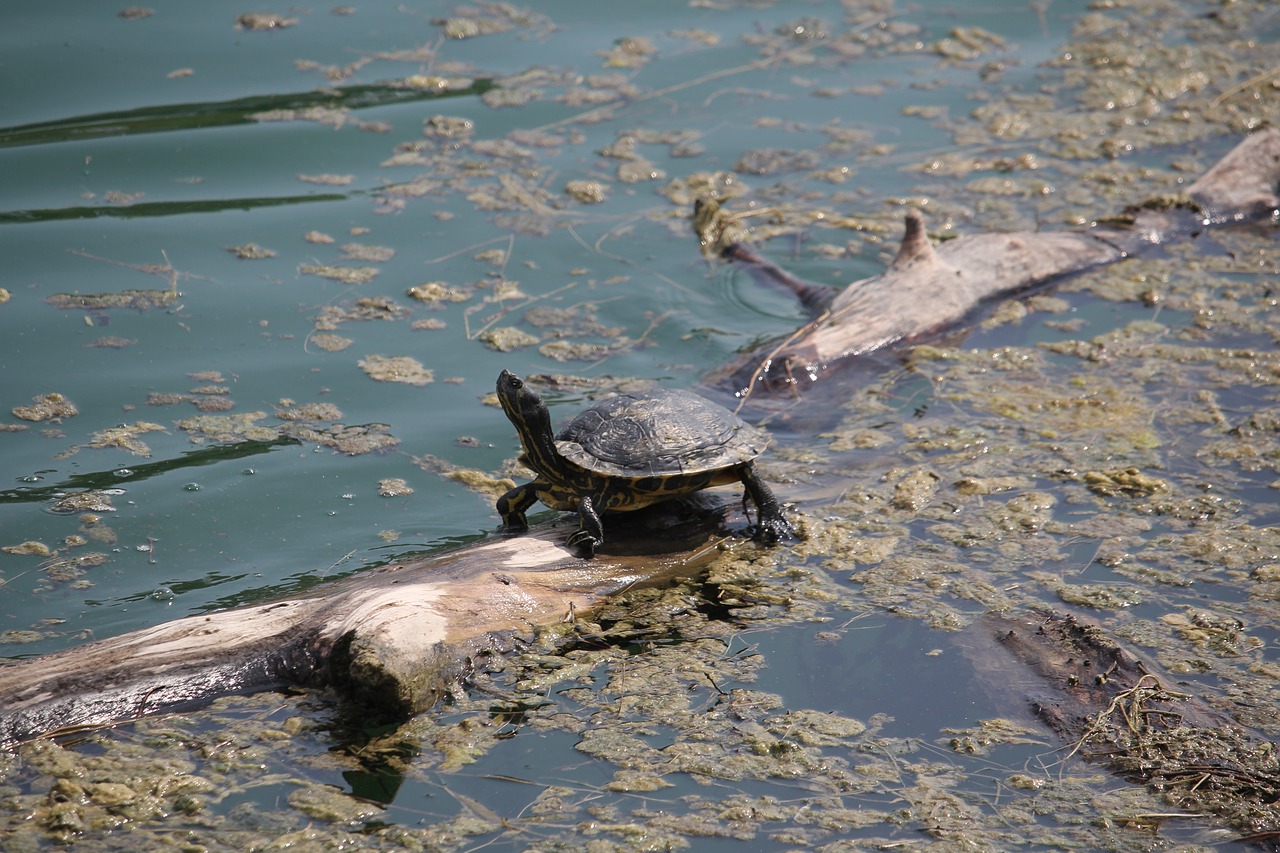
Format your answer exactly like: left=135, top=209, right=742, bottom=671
left=2, top=131, right=1278, bottom=747
left=978, top=612, right=1280, bottom=846
left=696, top=127, right=1280, bottom=399
left=0, top=498, right=730, bottom=746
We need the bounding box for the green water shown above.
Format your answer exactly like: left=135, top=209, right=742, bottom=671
left=0, top=0, right=1076, bottom=645
left=3, top=0, right=1279, bottom=849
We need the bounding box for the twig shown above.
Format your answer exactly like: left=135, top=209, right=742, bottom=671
left=732, top=308, right=831, bottom=414
left=530, top=18, right=888, bottom=134
left=464, top=280, right=580, bottom=340
left=568, top=220, right=713, bottom=304
left=317, top=549, right=356, bottom=579
left=1210, top=64, right=1280, bottom=109
left=1060, top=673, right=1169, bottom=770
left=0, top=571, right=27, bottom=588
left=423, top=234, right=515, bottom=265
left=584, top=310, right=680, bottom=370
left=68, top=249, right=209, bottom=290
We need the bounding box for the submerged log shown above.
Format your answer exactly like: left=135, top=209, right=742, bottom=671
left=696, top=128, right=1280, bottom=399
left=0, top=498, right=731, bottom=747
left=975, top=612, right=1280, bottom=846
left=980, top=611, right=1231, bottom=736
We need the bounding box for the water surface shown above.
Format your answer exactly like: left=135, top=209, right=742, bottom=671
left=2, top=0, right=1278, bottom=849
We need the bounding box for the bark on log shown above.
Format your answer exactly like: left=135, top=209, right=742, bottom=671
left=699, top=128, right=1280, bottom=399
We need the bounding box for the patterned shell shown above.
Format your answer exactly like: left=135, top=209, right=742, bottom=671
left=554, top=389, right=770, bottom=478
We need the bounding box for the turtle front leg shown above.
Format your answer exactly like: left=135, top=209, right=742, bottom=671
left=738, top=463, right=795, bottom=545
left=497, top=481, right=542, bottom=532
left=565, top=494, right=605, bottom=557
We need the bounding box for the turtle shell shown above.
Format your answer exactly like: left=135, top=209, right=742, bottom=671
left=554, top=389, right=769, bottom=478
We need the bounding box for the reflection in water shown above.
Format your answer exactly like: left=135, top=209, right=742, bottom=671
left=0, top=437, right=298, bottom=505
left=0, top=79, right=496, bottom=149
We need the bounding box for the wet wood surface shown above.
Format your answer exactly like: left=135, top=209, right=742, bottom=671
left=700, top=128, right=1280, bottom=400
left=0, top=502, right=729, bottom=746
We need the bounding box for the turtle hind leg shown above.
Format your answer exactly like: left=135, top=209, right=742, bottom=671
left=565, top=494, right=604, bottom=557
left=497, top=481, right=542, bottom=532
left=737, top=463, right=795, bottom=545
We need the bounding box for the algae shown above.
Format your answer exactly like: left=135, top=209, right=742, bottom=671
left=357, top=355, right=434, bottom=386
left=11, top=393, right=78, bottom=423
left=85, top=422, right=168, bottom=457
left=299, top=264, right=379, bottom=284
left=376, top=478, right=413, bottom=498
left=225, top=243, right=277, bottom=260
left=46, top=289, right=181, bottom=311
left=5, top=1, right=1280, bottom=851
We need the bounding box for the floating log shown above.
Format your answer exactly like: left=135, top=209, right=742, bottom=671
left=0, top=499, right=731, bottom=746
left=697, top=128, right=1280, bottom=399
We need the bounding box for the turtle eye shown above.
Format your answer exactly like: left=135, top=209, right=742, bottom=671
left=507, top=375, right=524, bottom=390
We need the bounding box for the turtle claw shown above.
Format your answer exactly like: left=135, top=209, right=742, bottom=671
left=497, top=512, right=530, bottom=536
left=751, top=511, right=797, bottom=546
left=565, top=528, right=601, bottom=558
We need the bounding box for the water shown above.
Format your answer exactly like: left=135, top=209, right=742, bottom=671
left=2, top=0, right=1278, bottom=849
left=0, top=0, right=1081, bottom=645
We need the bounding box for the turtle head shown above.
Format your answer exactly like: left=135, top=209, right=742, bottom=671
left=497, top=370, right=558, bottom=472
left=497, top=370, right=546, bottom=424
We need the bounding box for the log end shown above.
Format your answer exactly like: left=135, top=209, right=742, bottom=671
left=328, top=626, right=473, bottom=719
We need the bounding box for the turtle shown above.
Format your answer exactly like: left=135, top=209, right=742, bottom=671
left=495, top=369, right=793, bottom=556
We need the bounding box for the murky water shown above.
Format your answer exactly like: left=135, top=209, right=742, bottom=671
left=3, top=0, right=1279, bottom=849
left=1, top=0, right=1078, bottom=649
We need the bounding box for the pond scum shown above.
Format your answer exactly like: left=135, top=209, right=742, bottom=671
left=3, top=0, right=1280, bottom=850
